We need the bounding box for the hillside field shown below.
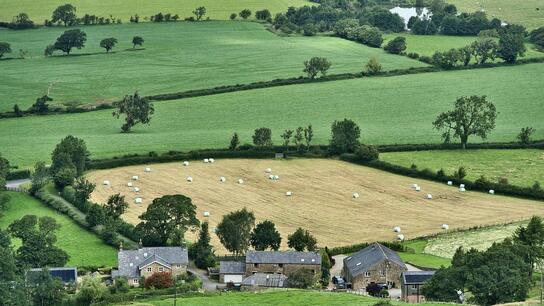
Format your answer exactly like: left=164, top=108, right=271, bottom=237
left=381, top=149, right=544, bottom=188
left=86, top=159, right=544, bottom=253
left=449, top=0, right=544, bottom=30
left=0, top=192, right=117, bottom=267
left=0, top=0, right=312, bottom=24
left=1, top=63, right=543, bottom=168
left=0, top=21, right=426, bottom=111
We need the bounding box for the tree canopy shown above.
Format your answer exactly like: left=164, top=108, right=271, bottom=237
left=329, top=119, right=361, bottom=154
left=216, top=208, right=255, bottom=257
left=250, top=220, right=281, bottom=251
left=100, top=37, right=118, bottom=53
left=112, top=91, right=154, bottom=133
left=52, top=4, right=77, bottom=26
left=53, top=29, right=87, bottom=55
left=287, top=227, right=317, bottom=251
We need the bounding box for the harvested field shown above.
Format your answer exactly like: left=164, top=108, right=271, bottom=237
left=86, top=158, right=544, bottom=253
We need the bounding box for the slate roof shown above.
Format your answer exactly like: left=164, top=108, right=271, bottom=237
left=245, top=251, right=321, bottom=265
left=402, top=271, right=435, bottom=285
left=139, top=254, right=171, bottom=270
left=116, top=247, right=188, bottom=278
left=219, top=261, right=245, bottom=274
left=27, top=267, right=78, bottom=284
left=343, top=243, right=406, bottom=278
left=241, top=273, right=288, bottom=287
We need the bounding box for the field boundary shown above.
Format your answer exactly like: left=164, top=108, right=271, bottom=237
left=2, top=58, right=543, bottom=120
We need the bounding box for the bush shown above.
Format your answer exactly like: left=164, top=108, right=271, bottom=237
left=384, top=36, right=407, bottom=54
left=144, top=272, right=173, bottom=289
left=407, top=52, right=420, bottom=59
left=287, top=268, right=316, bottom=289
left=453, top=166, right=467, bottom=180
left=355, top=144, right=379, bottom=162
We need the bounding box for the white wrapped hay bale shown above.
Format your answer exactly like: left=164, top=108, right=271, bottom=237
left=238, top=179, right=244, bottom=184
left=396, top=234, right=405, bottom=241
left=415, top=186, right=421, bottom=192
left=393, top=226, right=401, bottom=233
left=265, top=168, right=272, bottom=173
left=203, top=159, right=209, bottom=163
left=132, top=175, right=139, bottom=181
left=203, top=211, right=210, bottom=217
left=183, top=161, right=189, bottom=166
left=135, top=197, right=142, bottom=204
left=442, top=224, right=449, bottom=230
left=274, top=175, right=279, bottom=180
left=144, top=167, right=151, bottom=172
left=489, top=189, right=495, bottom=195
left=285, top=191, right=292, bottom=196
left=459, top=184, right=465, bottom=188
left=447, top=181, right=453, bottom=186
left=134, top=187, right=140, bottom=193
left=427, top=194, right=433, bottom=200
left=187, top=176, right=193, bottom=182
left=459, top=187, right=466, bottom=192
left=209, top=158, right=215, bottom=163
left=219, top=176, right=226, bottom=182
left=103, top=180, right=110, bottom=186
left=268, top=174, right=275, bottom=180
left=352, top=192, right=360, bottom=199
left=127, top=182, right=133, bottom=187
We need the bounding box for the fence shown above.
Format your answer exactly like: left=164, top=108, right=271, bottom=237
left=5, top=186, right=29, bottom=193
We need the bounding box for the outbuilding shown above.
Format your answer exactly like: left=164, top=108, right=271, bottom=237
left=219, top=261, right=245, bottom=284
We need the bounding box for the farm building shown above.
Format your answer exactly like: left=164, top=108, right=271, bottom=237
left=112, top=246, right=188, bottom=286
left=401, top=271, right=436, bottom=303
left=26, top=267, right=78, bottom=285
left=342, top=243, right=407, bottom=290
left=245, top=250, right=321, bottom=277
left=219, top=261, right=245, bottom=284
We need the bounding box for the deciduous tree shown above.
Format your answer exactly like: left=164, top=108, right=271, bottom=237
left=104, top=193, right=128, bottom=219
left=303, top=57, right=331, bottom=79
left=239, top=9, right=252, bottom=20
left=250, top=220, right=281, bottom=251
left=132, top=36, right=144, bottom=48
left=112, top=91, right=154, bottom=133
left=54, top=29, right=87, bottom=55
left=287, top=227, right=317, bottom=251
left=52, top=4, right=77, bottom=26
left=252, top=127, right=272, bottom=148
left=192, top=6, right=206, bottom=21
left=0, top=42, right=12, bottom=58
left=216, top=208, right=255, bottom=257
left=329, top=119, right=361, bottom=154
left=100, top=37, right=118, bottom=53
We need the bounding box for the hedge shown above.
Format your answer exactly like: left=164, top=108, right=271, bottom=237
left=327, top=241, right=406, bottom=257
left=6, top=169, right=31, bottom=180
left=376, top=141, right=544, bottom=152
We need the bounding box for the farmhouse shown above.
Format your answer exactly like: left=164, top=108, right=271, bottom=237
left=401, top=271, right=436, bottom=303
left=245, top=250, right=322, bottom=277
left=342, top=243, right=407, bottom=290
left=112, top=246, right=188, bottom=286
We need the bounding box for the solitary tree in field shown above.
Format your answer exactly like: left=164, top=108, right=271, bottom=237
left=52, top=4, right=77, bottom=26
left=53, top=29, right=87, bottom=55
left=252, top=127, right=273, bottom=148
left=433, top=95, right=497, bottom=149
left=99, top=37, right=118, bottom=53
left=0, top=42, right=12, bottom=58
left=250, top=220, right=281, bottom=251
left=216, top=208, right=255, bottom=257
left=329, top=119, right=361, bottom=154
left=112, top=91, right=154, bottom=133
left=303, top=57, right=331, bottom=79
left=132, top=36, right=144, bottom=49
left=239, top=9, right=252, bottom=20
left=192, top=6, right=206, bottom=21
left=230, top=13, right=237, bottom=20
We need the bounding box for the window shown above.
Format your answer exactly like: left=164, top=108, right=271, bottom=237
left=412, top=285, right=418, bottom=290
left=311, top=270, right=315, bottom=274
left=254, top=263, right=259, bottom=268
left=380, top=270, right=385, bottom=277
left=147, top=267, right=152, bottom=272
left=364, top=271, right=370, bottom=277
left=133, top=279, right=139, bottom=284
left=158, top=267, right=164, bottom=272
left=176, top=264, right=181, bottom=268
left=278, top=264, right=283, bottom=268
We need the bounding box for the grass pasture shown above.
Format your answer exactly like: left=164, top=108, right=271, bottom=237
left=1, top=63, right=543, bottom=168
left=85, top=159, right=544, bottom=253
left=0, top=0, right=312, bottom=24
left=0, top=21, right=426, bottom=111
left=0, top=192, right=117, bottom=267
left=381, top=149, right=544, bottom=188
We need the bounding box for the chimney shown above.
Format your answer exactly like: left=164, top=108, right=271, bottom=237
left=139, top=239, right=143, bottom=249
left=119, top=241, right=123, bottom=251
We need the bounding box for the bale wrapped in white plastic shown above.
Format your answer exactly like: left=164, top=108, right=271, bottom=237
left=127, top=182, right=133, bottom=187
left=268, top=174, right=275, bottom=180
left=460, top=184, right=465, bottom=188
left=397, top=234, right=405, bottom=241
left=353, top=192, right=360, bottom=199
left=183, top=161, right=189, bottom=166
left=285, top=191, right=292, bottom=196
left=442, top=224, right=449, bottom=230
left=103, top=180, right=110, bottom=186
left=132, top=175, right=139, bottom=181
left=134, top=187, right=140, bottom=192
left=427, top=194, right=433, bottom=199
left=274, top=175, right=279, bottom=180
left=415, top=186, right=421, bottom=192
left=447, top=181, right=453, bottom=186
left=203, top=159, right=209, bottom=163
left=393, top=226, right=401, bottom=233
left=135, top=197, right=142, bottom=204
left=187, top=176, right=193, bottom=182
left=459, top=187, right=466, bottom=192
left=219, top=177, right=226, bottom=182
left=144, top=167, right=151, bottom=172
left=203, top=211, right=210, bottom=217
left=412, top=184, right=418, bottom=189
left=489, top=189, right=495, bottom=195
left=265, top=168, right=272, bottom=173
left=237, top=179, right=244, bottom=184
left=209, top=158, right=215, bottom=163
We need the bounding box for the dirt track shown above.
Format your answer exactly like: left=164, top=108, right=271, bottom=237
left=86, top=158, right=544, bottom=253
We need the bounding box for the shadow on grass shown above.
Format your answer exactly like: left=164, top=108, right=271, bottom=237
left=124, top=48, right=146, bottom=52
left=0, top=57, right=23, bottom=62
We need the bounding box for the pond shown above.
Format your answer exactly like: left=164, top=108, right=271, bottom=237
left=389, top=6, right=431, bottom=28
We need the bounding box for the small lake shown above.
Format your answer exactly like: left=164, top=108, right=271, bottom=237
left=389, top=6, right=431, bottom=27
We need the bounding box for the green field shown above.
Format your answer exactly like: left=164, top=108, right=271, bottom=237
left=0, top=0, right=311, bottom=23
left=0, top=192, right=117, bottom=267
left=1, top=63, right=543, bottom=168
left=400, top=240, right=451, bottom=269
left=381, top=149, right=544, bottom=188
left=0, top=21, right=426, bottom=111
left=449, top=0, right=544, bottom=30
left=117, top=290, right=455, bottom=306
left=424, top=221, right=526, bottom=259
left=383, top=33, right=544, bottom=58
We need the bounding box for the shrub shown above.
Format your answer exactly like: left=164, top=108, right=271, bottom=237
left=384, top=36, right=407, bottom=54
left=287, top=268, right=316, bottom=289
left=366, top=282, right=381, bottom=296
left=436, top=168, right=446, bottom=178
left=355, top=144, right=379, bottom=162
left=407, top=52, right=419, bottom=59
left=365, top=57, right=382, bottom=75
left=453, top=166, right=467, bottom=180
left=303, top=23, right=317, bottom=36
left=144, top=272, right=173, bottom=289
left=229, top=13, right=237, bottom=20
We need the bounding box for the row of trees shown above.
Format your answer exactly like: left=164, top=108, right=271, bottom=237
left=43, top=29, right=144, bottom=56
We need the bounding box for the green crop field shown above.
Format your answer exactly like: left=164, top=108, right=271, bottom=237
left=449, top=0, right=544, bottom=30
left=1, top=63, right=543, bottom=168
left=424, top=221, right=527, bottom=259
left=381, top=149, right=544, bottom=188
left=116, top=290, right=456, bottom=306
left=383, top=33, right=544, bottom=58
left=400, top=240, right=451, bottom=269
left=0, top=0, right=312, bottom=24
left=0, top=21, right=426, bottom=112
left=0, top=192, right=117, bottom=267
